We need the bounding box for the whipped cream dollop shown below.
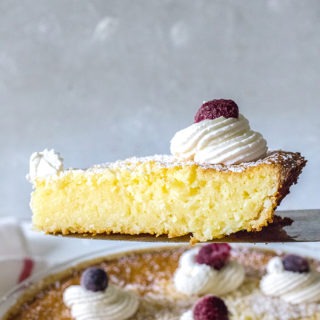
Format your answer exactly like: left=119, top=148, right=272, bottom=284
left=28, top=149, right=63, bottom=183
left=170, top=115, right=267, bottom=165
left=63, top=284, right=139, bottom=320
left=174, top=247, right=244, bottom=296
left=260, top=257, right=320, bottom=304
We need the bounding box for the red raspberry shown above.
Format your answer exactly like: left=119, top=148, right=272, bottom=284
left=193, top=295, right=229, bottom=320
left=196, top=243, right=231, bottom=270
left=194, top=99, right=239, bottom=123
left=282, top=254, right=310, bottom=273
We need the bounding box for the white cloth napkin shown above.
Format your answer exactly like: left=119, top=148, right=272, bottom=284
left=0, top=217, right=47, bottom=297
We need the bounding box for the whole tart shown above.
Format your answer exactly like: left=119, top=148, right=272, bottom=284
left=2, top=245, right=320, bottom=320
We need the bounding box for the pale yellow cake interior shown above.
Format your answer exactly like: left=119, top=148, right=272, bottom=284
left=31, top=156, right=282, bottom=241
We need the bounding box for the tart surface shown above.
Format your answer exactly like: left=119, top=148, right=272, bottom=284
left=3, top=245, right=320, bottom=320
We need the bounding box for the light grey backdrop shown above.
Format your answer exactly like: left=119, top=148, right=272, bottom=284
left=1, top=0, right=319, bottom=218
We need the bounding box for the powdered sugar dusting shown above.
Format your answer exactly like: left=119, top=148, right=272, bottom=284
left=119, top=247, right=320, bottom=320
left=127, top=264, right=320, bottom=320
left=6, top=247, right=319, bottom=319
left=85, top=150, right=303, bottom=174
left=34, top=150, right=305, bottom=186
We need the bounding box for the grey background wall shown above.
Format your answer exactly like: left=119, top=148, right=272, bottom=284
left=1, top=0, right=319, bottom=218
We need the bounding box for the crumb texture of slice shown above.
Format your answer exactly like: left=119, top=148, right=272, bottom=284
left=31, top=151, right=306, bottom=241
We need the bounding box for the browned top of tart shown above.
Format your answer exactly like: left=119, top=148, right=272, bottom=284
left=3, top=246, right=320, bottom=320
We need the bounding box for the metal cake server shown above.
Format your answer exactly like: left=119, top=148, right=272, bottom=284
left=55, top=209, right=320, bottom=243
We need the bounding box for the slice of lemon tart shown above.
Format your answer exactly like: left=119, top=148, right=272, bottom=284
left=28, top=99, right=306, bottom=241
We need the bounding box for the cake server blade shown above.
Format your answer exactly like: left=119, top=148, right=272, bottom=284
left=54, top=209, right=320, bottom=243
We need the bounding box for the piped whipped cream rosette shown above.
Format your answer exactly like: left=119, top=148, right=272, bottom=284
left=260, top=254, right=320, bottom=304
left=174, top=243, right=245, bottom=296
left=63, top=267, right=139, bottom=320
left=170, top=99, right=267, bottom=165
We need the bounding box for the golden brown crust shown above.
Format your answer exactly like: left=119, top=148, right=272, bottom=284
left=267, top=151, right=307, bottom=204
left=244, top=151, right=307, bottom=232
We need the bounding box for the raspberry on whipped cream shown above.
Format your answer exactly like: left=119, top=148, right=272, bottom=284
left=196, top=243, right=231, bottom=270
left=63, top=268, right=139, bottom=320
left=194, top=99, right=239, bottom=123
left=181, top=295, right=229, bottom=320
left=173, top=244, right=245, bottom=296
left=170, top=99, right=268, bottom=165
left=260, top=256, right=320, bottom=304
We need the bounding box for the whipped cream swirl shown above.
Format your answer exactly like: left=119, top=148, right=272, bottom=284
left=170, top=115, right=267, bottom=165
left=63, top=284, right=139, bottom=320
left=174, top=247, right=245, bottom=296
left=28, top=149, right=64, bottom=183
left=260, top=257, right=320, bottom=304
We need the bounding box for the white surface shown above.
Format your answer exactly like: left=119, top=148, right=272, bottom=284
left=20, top=222, right=320, bottom=264
left=21, top=222, right=170, bottom=265
left=1, top=1, right=320, bottom=218
left=0, top=218, right=28, bottom=257
left=0, top=218, right=47, bottom=296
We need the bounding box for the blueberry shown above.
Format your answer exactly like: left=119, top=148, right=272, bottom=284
left=193, top=295, right=229, bottom=320
left=282, top=254, right=310, bottom=273
left=194, top=99, right=239, bottom=123
left=81, top=267, right=109, bottom=292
